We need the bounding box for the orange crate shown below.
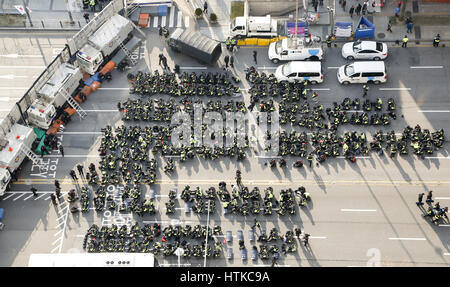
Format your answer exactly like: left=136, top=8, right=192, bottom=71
left=138, top=13, right=149, bottom=27
left=140, top=13, right=149, bottom=20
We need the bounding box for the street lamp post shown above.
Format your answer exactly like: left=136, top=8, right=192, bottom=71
left=65, top=0, right=75, bottom=25
left=22, top=0, right=33, bottom=27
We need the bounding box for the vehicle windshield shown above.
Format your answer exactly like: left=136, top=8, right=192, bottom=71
left=275, top=40, right=283, bottom=54
left=344, top=64, right=355, bottom=76
left=353, top=42, right=362, bottom=52
left=282, top=63, right=292, bottom=76
left=231, top=19, right=237, bottom=30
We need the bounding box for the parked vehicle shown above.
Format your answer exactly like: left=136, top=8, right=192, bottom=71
left=337, top=61, right=387, bottom=84
left=275, top=61, right=323, bottom=84
left=230, top=15, right=278, bottom=38
left=268, top=37, right=323, bottom=63
left=168, top=28, right=222, bottom=64
left=341, top=40, right=388, bottom=60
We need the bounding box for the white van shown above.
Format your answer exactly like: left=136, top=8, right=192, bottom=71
left=275, top=61, right=323, bottom=84
left=337, top=61, right=387, bottom=84
left=268, top=37, right=323, bottom=63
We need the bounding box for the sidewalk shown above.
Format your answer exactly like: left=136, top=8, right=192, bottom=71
left=0, top=0, right=100, bottom=30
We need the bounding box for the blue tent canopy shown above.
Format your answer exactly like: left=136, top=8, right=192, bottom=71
left=355, top=16, right=375, bottom=39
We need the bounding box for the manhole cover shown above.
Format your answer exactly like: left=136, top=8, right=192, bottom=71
left=377, top=33, right=386, bottom=39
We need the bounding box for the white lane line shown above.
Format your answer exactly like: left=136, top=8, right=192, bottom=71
left=98, top=88, right=129, bottom=90
left=0, top=66, right=45, bottom=69
left=169, top=6, right=175, bottom=27
left=444, top=253, right=450, bottom=256
left=82, top=110, right=117, bottom=112
left=52, top=237, right=62, bottom=245
left=185, top=15, right=190, bottom=28
left=327, top=67, right=340, bottom=69
left=164, top=155, right=181, bottom=158
left=50, top=246, right=60, bottom=253
left=153, top=16, right=158, bottom=28
left=56, top=214, right=66, bottom=221
left=341, top=209, right=377, bottom=212
left=0, top=54, right=43, bottom=58
left=310, top=236, right=327, bottom=239
left=439, top=224, right=450, bottom=227
left=161, top=15, right=166, bottom=27
left=256, top=156, right=282, bottom=158
left=42, top=155, right=101, bottom=158
left=54, top=229, right=64, bottom=236
left=418, top=110, right=450, bottom=113
left=176, top=11, right=182, bottom=28
left=410, top=66, right=443, bottom=69
left=424, top=156, right=450, bottom=159
left=435, top=197, right=450, bottom=200
left=2, top=193, right=15, bottom=200
left=180, top=66, right=207, bottom=70
left=312, top=88, right=331, bottom=91
left=23, top=194, right=34, bottom=201
left=45, top=196, right=51, bottom=201
left=0, top=75, right=28, bottom=79
left=0, top=87, right=28, bottom=90
left=379, top=88, right=411, bottom=91
left=75, top=234, right=85, bottom=238
left=388, top=237, right=426, bottom=241
left=58, top=132, right=103, bottom=135
left=13, top=193, right=25, bottom=201
left=0, top=97, right=21, bottom=101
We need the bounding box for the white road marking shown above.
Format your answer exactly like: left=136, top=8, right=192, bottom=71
left=42, top=155, right=101, bottom=158
left=341, top=209, right=377, bottom=212
left=58, top=132, right=103, bottom=135
left=23, top=194, right=34, bottom=201
left=169, top=6, right=175, bottom=27
left=379, top=88, right=411, bottom=91
left=312, top=88, right=331, bottom=91
left=439, top=224, right=450, bottom=227
left=45, top=196, right=51, bottom=201
left=337, top=156, right=371, bottom=159
left=388, top=237, right=426, bottom=241
left=13, top=193, right=25, bottom=201
left=35, top=193, right=47, bottom=200
left=176, top=11, right=182, bottom=27
left=180, top=66, right=207, bottom=70
left=98, top=88, right=129, bottom=90
left=327, top=67, right=340, bottom=69
left=0, top=97, right=21, bottom=102
left=56, top=214, right=66, bottom=221
left=0, top=66, right=45, bottom=69
left=418, top=110, right=450, bottom=113
left=310, top=236, right=327, bottom=239
left=80, top=110, right=117, bottom=112
left=55, top=229, right=65, bottom=236
left=185, top=16, right=190, bottom=28
left=444, top=253, right=450, bottom=256
left=0, top=54, right=43, bottom=58
left=52, top=237, right=63, bottom=245
left=410, top=66, right=443, bottom=69
left=424, top=156, right=450, bottom=159
left=161, top=15, right=166, bottom=27
left=0, top=74, right=28, bottom=79
left=153, top=16, right=158, bottom=28
left=75, top=234, right=85, bottom=238
left=50, top=246, right=60, bottom=253
left=0, top=87, right=28, bottom=90
left=2, top=193, right=14, bottom=200
left=435, top=197, right=450, bottom=200
left=256, top=156, right=282, bottom=158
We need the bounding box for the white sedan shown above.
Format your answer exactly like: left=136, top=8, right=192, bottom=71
left=341, top=40, right=388, bottom=61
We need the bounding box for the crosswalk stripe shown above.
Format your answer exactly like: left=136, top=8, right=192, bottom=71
left=161, top=15, right=166, bottom=27
left=169, top=7, right=175, bottom=27
left=177, top=11, right=182, bottom=28
left=185, top=15, right=189, bottom=28
left=153, top=16, right=158, bottom=28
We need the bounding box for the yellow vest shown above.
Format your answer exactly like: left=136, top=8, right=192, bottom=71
left=402, top=37, right=408, bottom=43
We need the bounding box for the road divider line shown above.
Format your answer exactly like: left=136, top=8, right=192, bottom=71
left=418, top=110, right=450, bottom=113
left=388, top=237, right=426, bottom=241
left=410, top=66, right=443, bottom=69
left=439, top=224, right=450, bottom=227
left=379, top=88, right=411, bottom=91
left=180, top=66, right=207, bottom=70
left=341, top=209, right=377, bottom=212
left=435, top=197, right=450, bottom=200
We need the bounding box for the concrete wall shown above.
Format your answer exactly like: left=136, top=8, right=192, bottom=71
left=248, top=0, right=304, bottom=16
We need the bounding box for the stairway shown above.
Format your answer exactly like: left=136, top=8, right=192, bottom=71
left=115, top=35, right=138, bottom=66
left=59, top=89, right=87, bottom=120
left=20, top=144, right=43, bottom=166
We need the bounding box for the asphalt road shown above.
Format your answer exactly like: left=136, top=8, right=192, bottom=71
left=0, top=31, right=450, bottom=267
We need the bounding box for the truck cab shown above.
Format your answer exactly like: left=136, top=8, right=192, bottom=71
left=230, top=17, right=247, bottom=37
left=268, top=37, right=323, bottom=63
left=77, top=45, right=104, bottom=75
left=26, top=100, right=57, bottom=130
